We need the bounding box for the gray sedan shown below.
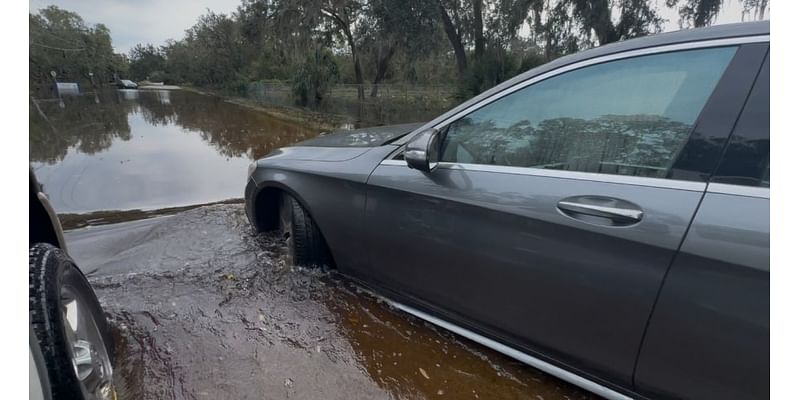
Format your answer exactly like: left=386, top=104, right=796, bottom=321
left=245, top=21, right=769, bottom=400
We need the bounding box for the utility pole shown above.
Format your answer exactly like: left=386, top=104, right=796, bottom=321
left=89, top=72, right=99, bottom=103
left=50, top=70, right=64, bottom=109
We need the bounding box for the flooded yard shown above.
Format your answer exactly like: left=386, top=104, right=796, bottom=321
left=31, top=89, right=594, bottom=399
left=30, top=89, right=320, bottom=213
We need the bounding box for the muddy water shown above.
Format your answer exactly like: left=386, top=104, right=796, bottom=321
left=30, top=89, right=321, bottom=213
left=66, top=204, right=594, bottom=400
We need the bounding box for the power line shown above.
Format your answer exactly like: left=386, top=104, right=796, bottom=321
left=32, top=29, right=84, bottom=47
left=30, top=42, right=85, bottom=52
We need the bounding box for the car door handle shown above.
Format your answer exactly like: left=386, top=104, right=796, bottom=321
left=557, top=197, right=643, bottom=225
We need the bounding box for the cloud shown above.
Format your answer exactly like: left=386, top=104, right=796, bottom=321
left=29, top=0, right=242, bottom=53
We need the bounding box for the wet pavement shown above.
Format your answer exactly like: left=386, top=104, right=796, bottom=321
left=66, top=204, right=595, bottom=400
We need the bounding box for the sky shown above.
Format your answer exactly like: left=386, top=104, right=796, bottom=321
left=29, top=0, right=242, bottom=53
left=29, top=0, right=768, bottom=54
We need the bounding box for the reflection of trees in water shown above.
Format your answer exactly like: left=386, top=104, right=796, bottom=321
left=134, top=91, right=319, bottom=159
left=29, top=90, right=319, bottom=164
left=29, top=92, right=133, bottom=163
left=443, top=115, right=693, bottom=178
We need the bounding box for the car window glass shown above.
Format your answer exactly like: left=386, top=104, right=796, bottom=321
left=712, top=52, right=769, bottom=187
left=440, top=47, right=737, bottom=178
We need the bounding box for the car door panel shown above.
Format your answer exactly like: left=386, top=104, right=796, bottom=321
left=634, top=191, right=769, bottom=400
left=363, top=43, right=766, bottom=391
left=366, top=163, right=705, bottom=386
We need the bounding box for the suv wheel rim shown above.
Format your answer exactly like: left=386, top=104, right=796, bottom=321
left=61, top=285, right=114, bottom=400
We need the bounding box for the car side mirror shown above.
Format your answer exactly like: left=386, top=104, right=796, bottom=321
left=404, top=128, right=441, bottom=173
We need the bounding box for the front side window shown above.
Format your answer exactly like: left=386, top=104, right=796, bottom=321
left=440, top=47, right=737, bottom=178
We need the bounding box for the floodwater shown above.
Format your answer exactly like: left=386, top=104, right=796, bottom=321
left=32, top=88, right=594, bottom=399
left=30, top=89, right=319, bottom=213
left=67, top=204, right=595, bottom=400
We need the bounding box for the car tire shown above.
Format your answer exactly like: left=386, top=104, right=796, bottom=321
left=29, top=243, right=116, bottom=400
left=279, top=193, right=331, bottom=267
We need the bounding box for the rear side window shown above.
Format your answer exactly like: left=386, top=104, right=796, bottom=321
left=712, top=52, right=769, bottom=187
left=441, top=47, right=737, bottom=178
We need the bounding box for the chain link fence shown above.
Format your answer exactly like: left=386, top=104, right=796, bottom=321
left=246, top=81, right=461, bottom=126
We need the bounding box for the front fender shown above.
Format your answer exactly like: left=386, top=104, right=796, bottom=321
left=246, top=145, right=396, bottom=275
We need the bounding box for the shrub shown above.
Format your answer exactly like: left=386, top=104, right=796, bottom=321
left=290, top=49, right=339, bottom=106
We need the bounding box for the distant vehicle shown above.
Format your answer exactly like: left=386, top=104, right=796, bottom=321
left=117, top=79, right=137, bottom=89
left=245, top=22, right=769, bottom=400
left=29, top=170, right=116, bottom=400
left=55, top=82, right=81, bottom=96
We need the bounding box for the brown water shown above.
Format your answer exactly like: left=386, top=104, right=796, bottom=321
left=66, top=204, right=594, bottom=400
left=30, top=89, right=320, bottom=213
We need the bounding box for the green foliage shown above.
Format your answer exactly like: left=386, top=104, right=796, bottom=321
left=247, top=43, right=293, bottom=81
left=461, top=47, right=518, bottom=96
left=666, top=0, right=769, bottom=28
left=148, top=70, right=168, bottom=83
left=31, top=1, right=763, bottom=103
left=290, top=49, right=340, bottom=105
left=29, top=6, right=125, bottom=91
left=128, top=44, right=166, bottom=81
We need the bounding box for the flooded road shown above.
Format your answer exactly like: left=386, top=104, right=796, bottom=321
left=66, top=204, right=594, bottom=400
left=33, top=89, right=594, bottom=399
left=30, top=89, right=320, bottom=213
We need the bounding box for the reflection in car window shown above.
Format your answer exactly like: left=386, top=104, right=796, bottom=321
left=713, top=52, right=769, bottom=188
left=440, top=47, right=737, bottom=178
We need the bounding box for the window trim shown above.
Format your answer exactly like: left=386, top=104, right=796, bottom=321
left=379, top=159, right=708, bottom=192
left=707, top=183, right=769, bottom=199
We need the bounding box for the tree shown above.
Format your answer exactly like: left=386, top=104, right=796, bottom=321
left=667, top=0, right=769, bottom=28
left=362, top=0, right=441, bottom=95
left=29, top=6, right=125, bottom=88
left=291, top=48, right=340, bottom=104
left=563, top=0, right=663, bottom=45
left=319, top=1, right=367, bottom=99
left=436, top=0, right=472, bottom=76
left=742, top=0, right=769, bottom=20
left=128, top=44, right=166, bottom=81
left=666, top=0, right=723, bottom=27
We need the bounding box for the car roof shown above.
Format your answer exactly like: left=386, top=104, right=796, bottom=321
left=547, top=21, right=768, bottom=70
left=399, top=21, right=769, bottom=143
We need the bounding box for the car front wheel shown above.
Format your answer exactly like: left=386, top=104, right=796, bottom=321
left=278, top=193, right=331, bottom=267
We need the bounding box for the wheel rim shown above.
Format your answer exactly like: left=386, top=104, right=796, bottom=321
left=61, top=285, right=115, bottom=400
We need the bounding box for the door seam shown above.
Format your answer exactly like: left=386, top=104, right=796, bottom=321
left=630, top=46, right=768, bottom=391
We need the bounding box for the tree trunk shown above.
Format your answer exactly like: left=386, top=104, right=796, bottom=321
left=592, top=8, right=618, bottom=44
left=757, top=0, right=768, bottom=20
left=437, top=1, right=468, bottom=76
left=473, top=0, right=485, bottom=58
left=343, top=31, right=365, bottom=100
left=353, top=54, right=365, bottom=100
left=322, top=7, right=365, bottom=100
left=371, top=43, right=397, bottom=97
left=573, top=0, right=618, bottom=45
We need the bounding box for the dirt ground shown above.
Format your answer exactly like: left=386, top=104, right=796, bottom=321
left=65, top=204, right=595, bottom=400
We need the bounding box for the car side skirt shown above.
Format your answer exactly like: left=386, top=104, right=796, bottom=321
left=385, top=299, right=636, bottom=400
